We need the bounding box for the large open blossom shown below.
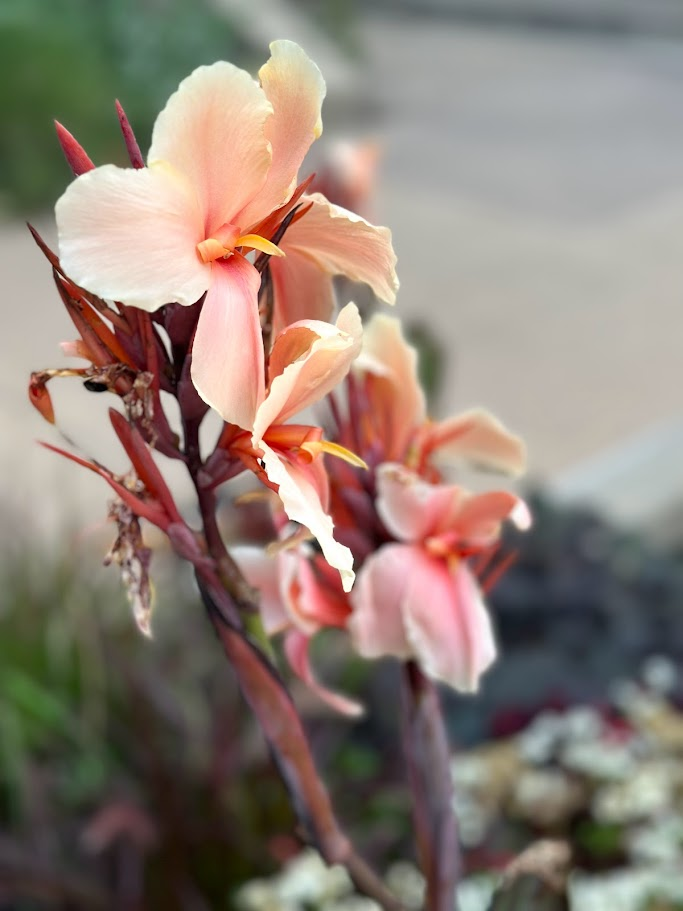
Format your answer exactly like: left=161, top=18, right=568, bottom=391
left=56, top=41, right=397, bottom=431
left=348, top=463, right=530, bottom=691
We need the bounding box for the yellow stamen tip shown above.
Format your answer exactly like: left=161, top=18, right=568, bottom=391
left=237, top=233, right=286, bottom=258
left=300, top=440, right=368, bottom=469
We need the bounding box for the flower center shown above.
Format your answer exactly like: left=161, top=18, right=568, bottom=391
left=197, top=222, right=285, bottom=264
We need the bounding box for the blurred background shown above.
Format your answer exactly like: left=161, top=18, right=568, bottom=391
left=3, top=0, right=683, bottom=907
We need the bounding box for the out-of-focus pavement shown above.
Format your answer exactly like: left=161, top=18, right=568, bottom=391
left=4, top=12, right=683, bottom=539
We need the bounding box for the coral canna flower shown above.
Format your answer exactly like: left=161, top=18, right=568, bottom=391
left=348, top=463, right=531, bottom=692
left=56, top=41, right=398, bottom=431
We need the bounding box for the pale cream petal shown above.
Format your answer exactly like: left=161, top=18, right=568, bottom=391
left=56, top=163, right=207, bottom=310
left=403, top=558, right=496, bottom=692
left=348, top=543, right=415, bottom=660
left=280, top=193, right=398, bottom=304
left=258, top=442, right=354, bottom=592
left=149, top=62, right=273, bottom=232
left=190, top=255, right=265, bottom=430
left=269, top=247, right=336, bottom=338
left=237, top=40, right=326, bottom=229
left=253, top=303, right=362, bottom=438
left=421, top=408, right=527, bottom=477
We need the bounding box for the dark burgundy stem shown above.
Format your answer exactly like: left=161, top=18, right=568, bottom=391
left=184, top=417, right=405, bottom=911
left=401, top=661, right=461, bottom=911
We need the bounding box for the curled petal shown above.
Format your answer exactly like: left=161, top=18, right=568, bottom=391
left=375, top=463, right=464, bottom=543
left=254, top=303, right=362, bottom=438
left=149, top=61, right=273, bottom=231
left=279, top=193, right=399, bottom=305
left=56, top=163, right=207, bottom=310
left=284, top=630, right=363, bottom=717
left=348, top=543, right=415, bottom=660
left=259, top=442, right=354, bottom=592
left=403, top=557, right=496, bottom=692
left=237, top=40, right=326, bottom=229
left=355, top=313, right=426, bottom=459
left=191, top=255, right=265, bottom=430
left=420, top=408, right=526, bottom=477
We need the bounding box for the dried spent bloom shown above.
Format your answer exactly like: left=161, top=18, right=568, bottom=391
left=56, top=40, right=398, bottom=431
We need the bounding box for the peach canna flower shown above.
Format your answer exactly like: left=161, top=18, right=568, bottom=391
left=353, top=313, right=526, bottom=474
left=348, top=463, right=531, bottom=692
left=229, top=303, right=364, bottom=591
left=56, top=41, right=398, bottom=431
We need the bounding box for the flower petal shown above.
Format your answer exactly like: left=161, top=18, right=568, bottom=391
left=232, top=546, right=289, bottom=635
left=269, top=247, right=336, bottom=337
left=149, top=62, right=273, bottom=232
left=253, top=303, right=362, bottom=438
left=191, top=255, right=264, bottom=430
left=348, top=543, right=415, bottom=660
left=354, top=313, right=426, bottom=460
left=56, top=163, right=207, bottom=310
left=237, top=41, right=326, bottom=229
left=284, top=630, right=363, bottom=717
left=403, top=557, right=496, bottom=692
left=284, top=553, right=351, bottom=633
left=259, top=442, right=354, bottom=592
left=420, top=408, right=526, bottom=477
left=375, top=463, right=464, bottom=543
left=451, top=490, right=532, bottom=546
left=280, top=193, right=399, bottom=305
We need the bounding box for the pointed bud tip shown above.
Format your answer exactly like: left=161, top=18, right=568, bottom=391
left=54, top=121, right=95, bottom=176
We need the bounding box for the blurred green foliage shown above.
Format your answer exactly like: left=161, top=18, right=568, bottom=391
left=0, top=0, right=247, bottom=213
left=0, top=540, right=295, bottom=908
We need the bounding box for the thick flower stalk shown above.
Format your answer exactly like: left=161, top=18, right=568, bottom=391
left=27, top=41, right=409, bottom=911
